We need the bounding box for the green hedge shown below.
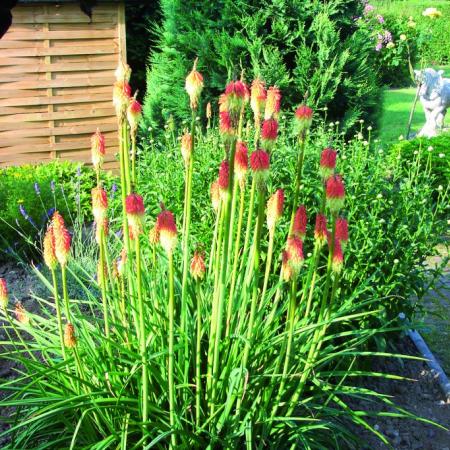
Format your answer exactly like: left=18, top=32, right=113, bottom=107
left=389, top=132, right=450, bottom=188
left=144, top=0, right=381, bottom=131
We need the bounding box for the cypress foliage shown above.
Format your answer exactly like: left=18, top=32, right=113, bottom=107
left=143, top=0, right=381, bottom=130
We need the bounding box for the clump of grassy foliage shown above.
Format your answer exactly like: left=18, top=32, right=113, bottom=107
left=0, top=62, right=446, bottom=449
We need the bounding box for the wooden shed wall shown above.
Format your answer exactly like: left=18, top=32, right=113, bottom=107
left=0, top=2, right=125, bottom=169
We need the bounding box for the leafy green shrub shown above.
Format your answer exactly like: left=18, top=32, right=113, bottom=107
left=0, top=161, right=118, bottom=260
left=389, top=132, right=450, bottom=188
left=144, top=0, right=382, bottom=130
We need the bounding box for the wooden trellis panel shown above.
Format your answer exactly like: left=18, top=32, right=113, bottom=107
left=0, top=1, right=126, bottom=170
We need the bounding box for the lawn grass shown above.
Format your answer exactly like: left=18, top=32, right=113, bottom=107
left=378, top=65, right=450, bottom=144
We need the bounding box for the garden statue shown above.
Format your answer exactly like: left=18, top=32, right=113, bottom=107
left=414, top=68, right=450, bottom=137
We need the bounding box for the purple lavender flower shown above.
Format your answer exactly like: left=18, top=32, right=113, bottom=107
left=76, top=166, right=82, bottom=177
left=375, top=42, right=383, bottom=51
left=50, top=180, right=55, bottom=193
left=18, top=204, right=36, bottom=227
left=383, top=30, right=392, bottom=43
left=115, top=229, right=123, bottom=239
left=46, top=207, right=55, bottom=219
left=34, top=182, right=40, bottom=195
left=110, top=183, right=118, bottom=199
left=377, top=14, right=384, bottom=24
left=363, top=4, right=374, bottom=15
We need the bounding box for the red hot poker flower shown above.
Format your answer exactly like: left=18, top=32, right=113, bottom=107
left=181, top=132, right=193, bottom=166
left=210, top=180, right=221, bottom=212
left=265, top=86, right=281, bottom=120
left=219, top=111, right=233, bottom=138
left=285, top=236, right=304, bottom=274
left=0, top=278, right=8, bottom=309
left=293, top=205, right=307, bottom=239
left=267, top=189, right=284, bottom=232
left=335, top=217, right=349, bottom=246
left=185, top=59, right=204, bottom=110
left=43, top=225, right=57, bottom=270
left=127, top=97, right=142, bottom=133
left=250, top=78, right=267, bottom=118
left=326, top=175, right=345, bottom=212
left=314, top=213, right=328, bottom=245
left=261, top=118, right=278, bottom=150
left=319, top=147, right=337, bottom=180
left=52, top=211, right=71, bottom=267
left=64, top=323, right=77, bottom=348
left=332, top=239, right=344, bottom=273
left=281, top=250, right=293, bottom=282
left=113, top=80, right=131, bottom=118
left=126, top=193, right=145, bottom=239
left=15, top=302, right=29, bottom=325
left=294, top=104, right=313, bottom=135
left=91, top=129, right=105, bottom=170
left=156, top=210, right=177, bottom=255
left=225, top=80, right=249, bottom=113
left=92, top=187, right=108, bottom=223
left=218, top=160, right=230, bottom=195
left=250, top=149, right=270, bottom=188
left=234, top=141, right=248, bottom=187
left=190, top=251, right=206, bottom=281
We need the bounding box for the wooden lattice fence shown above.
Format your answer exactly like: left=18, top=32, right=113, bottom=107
left=0, top=1, right=125, bottom=169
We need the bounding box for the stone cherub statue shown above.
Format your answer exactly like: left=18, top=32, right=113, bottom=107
left=414, top=68, right=450, bottom=137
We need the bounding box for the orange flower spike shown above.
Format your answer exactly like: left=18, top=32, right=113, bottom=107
left=92, top=187, right=108, bottom=223
left=185, top=58, right=204, bottom=110
left=181, top=132, right=193, bottom=166
left=43, top=225, right=58, bottom=270
left=264, top=86, right=281, bottom=120
left=52, top=212, right=71, bottom=267
left=127, top=96, right=142, bottom=133
left=190, top=251, right=206, bottom=281
left=64, top=323, right=77, bottom=348
left=91, top=129, right=106, bottom=170
left=250, top=78, right=267, bottom=119
left=15, top=302, right=29, bottom=325
left=267, top=189, right=284, bottom=232
left=210, top=180, right=221, bottom=212
left=0, top=278, right=8, bottom=310
left=115, top=59, right=131, bottom=83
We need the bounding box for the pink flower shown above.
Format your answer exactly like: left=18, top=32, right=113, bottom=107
left=293, top=205, right=307, bottom=239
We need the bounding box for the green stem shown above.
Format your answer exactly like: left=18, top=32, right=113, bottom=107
left=239, top=178, right=256, bottom=273
left=168, top=252, right=177, bottom=448
left=261, top=228, right=275, bottom=302
left=195, top=281, right=202, bottom=428
left=289, top=136, right=307, bottom=234
left=61, top=265, right=71, bottom=324
left=131, top=134, right=137, bottom=188
left=136, top=237, right=148, bottom=438
left=51, top=269, right=66, bottom=359
left=226, top=185, right=246, bottom=337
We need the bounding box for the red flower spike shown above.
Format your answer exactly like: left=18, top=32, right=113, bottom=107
left=293, top=205, right=307, bottom=239
left=314, top=213, right=328, bottom=245
left=261, top=118, right=278, bottom=150
left=335, top=217, right=349, bottom=245
left=185, top=60, right=204, bottom=110
left=265, top=86, right=281, bottom=120
left=319, top=147, right=337, bottom=180
left=126, top=193, right=145, bottom=239
left=225, top=80, right=249, bottom=114
left=219, top=111, right=233, bottom=138
left=332, top=239, right=344, bottom=274
left=218, top=94, right=229, bottom=113
left=267, top=189, right=284, bottom=232
left=294, top=104, right=313, bottom=135
left=156, top=210, right=178, bottom=255
left=52, top=212, right=71, bottom=267
left=250, top=149, right=270, bottom=188
left=234, top=141, right=248, bottom=187
left=218, top=160, right=230, bottom=195
left=91, top=129, right=105, bottom=170
left=250, top=78, right=267, bottom=118
left=190, top=251, right=206, bottom=281
left=127, top=97, right=142, bottom=132
left=92, top=187, right=108, bottom=223
left=0, top=278, right=8, bottom=309
left=286, top=236, right=304, bottom=274
left=326, top=175, right=345, bottom=212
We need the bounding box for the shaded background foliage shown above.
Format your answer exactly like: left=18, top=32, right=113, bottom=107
left=143, top=0, right=382, bottom=131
